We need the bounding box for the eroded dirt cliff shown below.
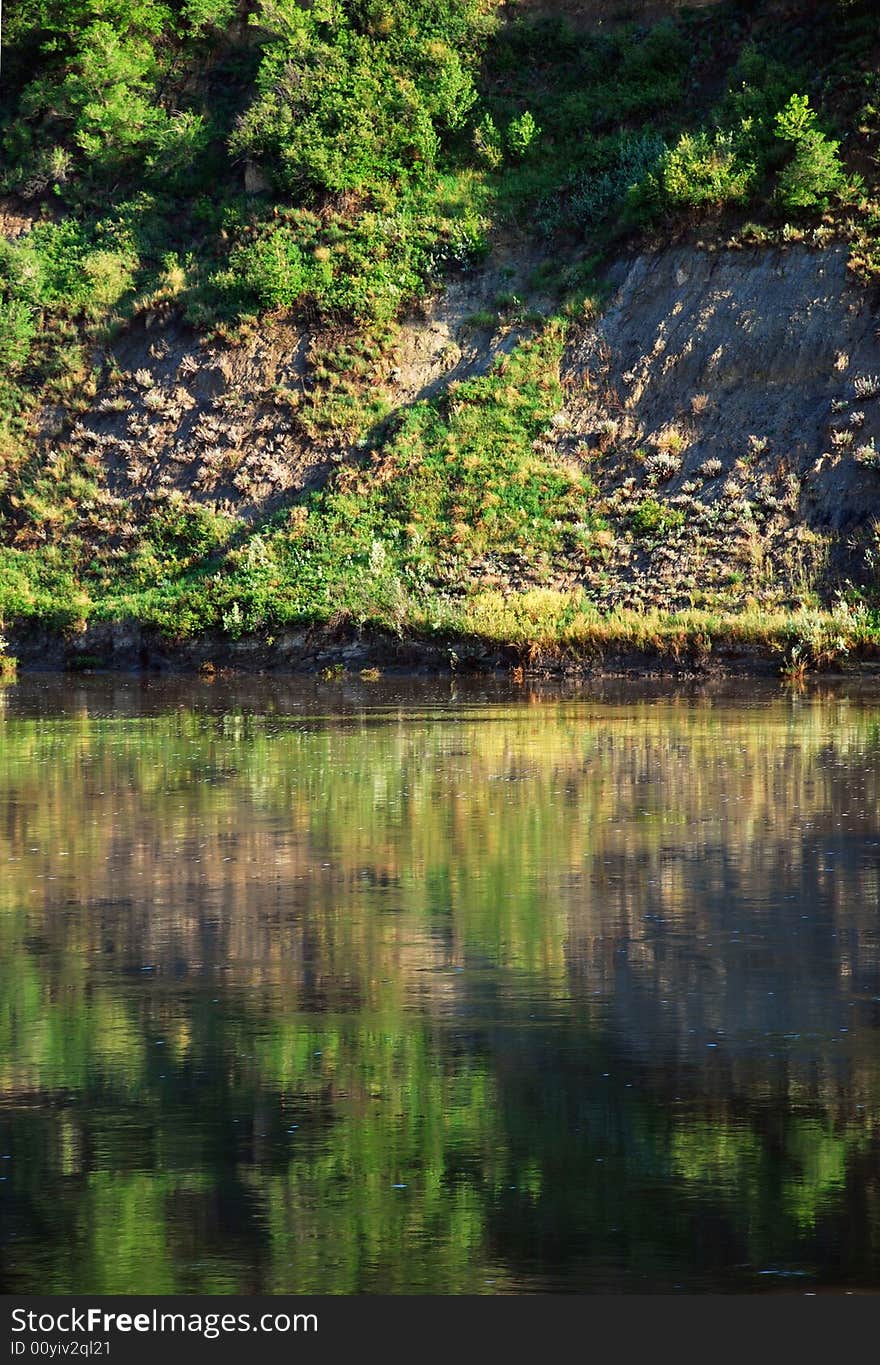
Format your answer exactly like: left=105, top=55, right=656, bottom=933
left=27, top=236, right=880, bottom=618
left=553, top=242, right=880, bottom=609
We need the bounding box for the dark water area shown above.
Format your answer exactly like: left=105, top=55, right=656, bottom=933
left=2, top=673, right=880, bottom=1294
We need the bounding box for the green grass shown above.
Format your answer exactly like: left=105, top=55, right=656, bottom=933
left=420, top=594, right=878, bottom=671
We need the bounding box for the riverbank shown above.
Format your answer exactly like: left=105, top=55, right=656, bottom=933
left=5, top=600, right=880, bottom=678
left=3, top=3, right=880, bottom=673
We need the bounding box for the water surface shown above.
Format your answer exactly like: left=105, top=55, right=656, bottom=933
left=2, top=675, right=880, bottom=1294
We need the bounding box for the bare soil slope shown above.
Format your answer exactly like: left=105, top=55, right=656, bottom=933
left=552, top=243, right=880, bottom=610
left=48, top=237, right=880, bottom=614
left=565, top=243, right=880, bottom=529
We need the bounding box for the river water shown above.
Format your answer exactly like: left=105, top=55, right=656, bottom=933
left=2, top=674, right=880, bottom=1294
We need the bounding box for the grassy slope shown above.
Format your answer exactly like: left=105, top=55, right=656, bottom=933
left=2, top=0, right=880, bottom=674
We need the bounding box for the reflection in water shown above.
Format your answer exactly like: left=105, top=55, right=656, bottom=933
left=2, top=676, right=880, bottom=1293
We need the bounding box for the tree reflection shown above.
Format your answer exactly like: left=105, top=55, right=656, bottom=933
left=2, top=687, right=880, bottom=1292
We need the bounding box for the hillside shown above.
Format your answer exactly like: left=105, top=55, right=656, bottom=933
left=2, top=0, right=880, bottom=676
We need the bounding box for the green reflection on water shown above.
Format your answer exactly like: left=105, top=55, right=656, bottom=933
left=2, top=687, right=880, bottom=1292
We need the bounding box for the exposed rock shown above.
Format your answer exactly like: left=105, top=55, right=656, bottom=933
left=244, top=160, right=271, bottom=195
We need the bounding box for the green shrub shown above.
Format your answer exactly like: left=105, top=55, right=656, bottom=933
left=231, top=0, right=489, bottom=196
left=15, top=220, right=137, bottom=317
left=628, top=499, right=686, bottom=540
left=231, top=40, right=442, bottom=196
left=658, top=131, right=756, bottom=209
left=547, top=131, right=666, bottom=233
left=773, top=95, right=847, bottom=210
left=221, top=229, right=330, bottom=311
left=474, top=113, right=504, bottom=168
left=11, top=17, right=168, bottom=175
left=0, top=547, right=87, bottom=629
left=718, top=45, right=801, bottom=167
left=507, top=111, right=540, bottom=159
left=181, top=0, right=238, bottom=34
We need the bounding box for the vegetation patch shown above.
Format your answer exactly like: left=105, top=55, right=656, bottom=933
left=3, top=1, right=880, bottom=673
left=0, top=328, right=605, bottom=639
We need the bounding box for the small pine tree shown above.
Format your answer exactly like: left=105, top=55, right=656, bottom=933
left=774, top=94, right=846, bottom=210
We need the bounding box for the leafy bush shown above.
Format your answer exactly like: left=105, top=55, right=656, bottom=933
left=0, top=238, right=39, bottom=375
left=773, top=95, right=847, bottom=210
left=507, top=111, right=540, bottom=159
left=628, top=499, right=686, bottom=539
left=7, top=17, right=169, bottom=184
left=537, top=131, right=666, bottom=234
left=474, top=114, right=504, bottom=168
left=16, top=220, right=137, bottom=316
left=220, top=228, right=331, bottom=311
left=232, top=39, right=440, bottom=196
left=181, top=0, right=238, bottom=34
left=656, top=131, right=756, bottom=209
left=231, top=0, right=489, bottom=196
left=717, top=45, right=801, bottom=168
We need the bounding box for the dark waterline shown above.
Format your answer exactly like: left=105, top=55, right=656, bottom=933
left=2, top=674, right=880, bottom=1294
